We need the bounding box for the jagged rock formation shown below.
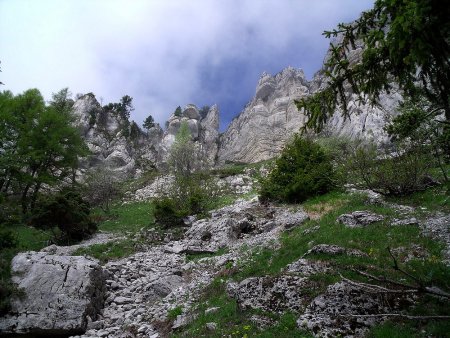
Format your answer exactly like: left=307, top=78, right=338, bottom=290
left=218, top=67, right=311, bottom=163
left=218, top=64, right=401, bottom=164
left=73, top=32, right=404, bottom=171
left=159, top=104, right=219, bottom=166
left=72, top=93, right=163, bottom=176
left=0, top=252, right=105, bottom=336
left=73, top=96, right=220, bottom=175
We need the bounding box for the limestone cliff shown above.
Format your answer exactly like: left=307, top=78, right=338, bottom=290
left=72, top=93, right=162, bottom=176
left=73, top=96, right=220, bottom=174
left=218, top=67, right=310, bottom=163
left=218, top=65, right=401, bottom=164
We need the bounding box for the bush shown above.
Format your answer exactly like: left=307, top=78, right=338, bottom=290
left=30, top=189, right=97, bottom=242
left=346, top=141, right=436, bottom=196
left=83, top=167, right=122, bottom=212
left=153, top=197, right=187, bottom=229
left=260, top=135, right=335, bottom=203
left=154, top=173, right=225, bottom=228
left=0, top=226, right=17, bottom=250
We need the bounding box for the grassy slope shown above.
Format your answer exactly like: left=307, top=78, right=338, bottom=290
left=1, top=168, right=448, bottom=336
left=174, top=186, right=450, bottom=337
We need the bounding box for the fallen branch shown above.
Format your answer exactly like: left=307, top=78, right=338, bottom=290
left=387, top=247, right=423, bottom=286
left=339, top=274, right=417, bottom=294
left=352, top=268, right=413, bottom=289
left=338, top=313, right=450, bottom=320
left=351, top=268, right=450, bottom=299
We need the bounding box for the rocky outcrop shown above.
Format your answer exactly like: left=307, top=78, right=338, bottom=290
left=73, top=97, right=220, bottom=176
left=159, top=104, right=220, bottom=166
left=218, top=43, right=402, bottom=164
left=0, top=252, right=105, bottom=336
left=218, top=67, right=310, bottom=163
left=336, top=211, right=385, bottom=228
left=297, top=280, right=415, bottom=337
left=73, top=93, right=163, bottom=176
left=63, top=198, right=309, bottom=338
left=227, top=276, right=313, bottom=314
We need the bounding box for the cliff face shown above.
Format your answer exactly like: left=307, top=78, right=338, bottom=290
left=74, top=35, right=402, bottom=171
left=218, top=66, right=401, bottom=164
left=73, top=95, right=220, bottom=175
left=218, top=67, right=310, bottom=163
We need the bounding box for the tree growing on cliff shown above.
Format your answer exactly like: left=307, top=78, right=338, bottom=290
left=174, top=106, right=182, bottom=117
left=296, top=0, right=450, bottom=132
left=103, top=95, right=134, bottom=120
left=143, top=114, right=155, bottom=130
left=154, top=122, right=216, bottom=227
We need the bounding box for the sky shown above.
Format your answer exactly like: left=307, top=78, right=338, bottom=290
left=0, top=0, right=374, bottom=130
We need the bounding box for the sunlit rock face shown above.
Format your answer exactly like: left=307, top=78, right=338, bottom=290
left=73, top=33, right=402, bottom=171
left=0, top=252, right=105, bottom=336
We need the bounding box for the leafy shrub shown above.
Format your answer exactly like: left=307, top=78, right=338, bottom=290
left=315, top=136, right=359, bottom=187
left=153, top=197, right=187, bottom=229
left=0, top=226, right=17, bottom=250
left=260, top=135, right=335, bottom=203
left=154, top=173, right=224, bottom=228
left=346, top=141, right=436, bottom=196
left=83, top=167, right=122, bottom=212
left=30, top=189, right=97, bottom=242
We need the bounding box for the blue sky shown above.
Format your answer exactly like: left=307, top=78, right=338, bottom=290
left=0, top=0, right=374, bottom=130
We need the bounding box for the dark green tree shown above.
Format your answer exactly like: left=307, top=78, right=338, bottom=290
left=143, top=114, right=155, bottom=130
left=260, top=135, right=335, bottom=203
left=31, top=188, right=97, bottom=242
left=199, top=105, right=210, bottom=119
left=174, top=106, right=182, bottom=117
left=297, top=0, right=450, bottom=132
left=103, top=95, right=134, bottom=120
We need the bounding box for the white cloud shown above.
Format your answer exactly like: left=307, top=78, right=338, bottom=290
left=0, top=0, right=374, bottom=128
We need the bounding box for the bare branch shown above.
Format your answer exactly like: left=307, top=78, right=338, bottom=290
left=338, top=314, right=450, bottom=320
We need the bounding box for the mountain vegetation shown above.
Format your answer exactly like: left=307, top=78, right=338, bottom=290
left=297, top=0, right=450, bottom=137
left=0, top=1, right=449, bottom=336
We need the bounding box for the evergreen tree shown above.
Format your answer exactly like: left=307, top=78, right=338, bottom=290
left=297, top=0, right=450, bottom=132
left=174, top=106, right=182, bottom=117
left=143, top=114, right=155, bottom=130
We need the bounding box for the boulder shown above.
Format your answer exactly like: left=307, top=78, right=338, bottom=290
left=297, top=281, right=415, bottom=337
left=336, top=210, right=384, bottom=228
left=226, top=276, right=313, bottom=314
left=0, top=252, right=105, bottom=336
left=304, top=244, right=368, bottom=258
left=286, top=258, right=331, bottom=276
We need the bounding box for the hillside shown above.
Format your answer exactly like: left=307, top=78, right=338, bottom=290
left=1, top=168, right=448, bottom=337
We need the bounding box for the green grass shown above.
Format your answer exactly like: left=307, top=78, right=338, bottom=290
left=387, top=184, right=450, bottom=214
left=171, top=278, right=313, bottom=338
left=176, top=188, right=449, bottom=337
left=72, top=200, right=156, bottom=262
left=94, top=201, right=155, bottom=233
left=186, top=247, right=229, bottom=262
left=168, top=306, right=183, bottom=320
left=73, top=239, right=137, bottom=263
left=368, top=319, right=450, bottom=338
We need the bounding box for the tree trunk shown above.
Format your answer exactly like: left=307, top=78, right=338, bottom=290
left=30, top=182, right=42, bottom=211
left=21, top=183, right=32, bottom=214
